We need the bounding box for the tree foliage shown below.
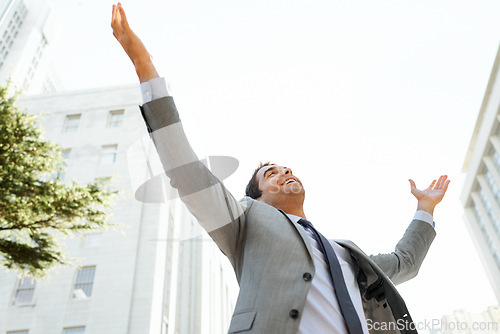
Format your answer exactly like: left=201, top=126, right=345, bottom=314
left=0, top=86, right=115, bottom=277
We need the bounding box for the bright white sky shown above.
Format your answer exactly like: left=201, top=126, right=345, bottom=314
left=48, top=0, right=499, bottom=330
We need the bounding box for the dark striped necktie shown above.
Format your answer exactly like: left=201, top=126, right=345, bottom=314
left=298, top=219, right=364, bottom=334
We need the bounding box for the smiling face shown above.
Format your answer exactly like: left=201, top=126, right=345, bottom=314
left=255, top=165, right=305, bottom=209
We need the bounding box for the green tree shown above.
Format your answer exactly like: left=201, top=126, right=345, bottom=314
left=0, top=85, right=115, bottom=277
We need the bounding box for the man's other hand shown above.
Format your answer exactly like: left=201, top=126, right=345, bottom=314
left=409, top=175, right=450, bottom=216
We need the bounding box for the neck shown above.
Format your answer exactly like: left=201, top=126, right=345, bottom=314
left=277, top=196, right=306, bottom=219
left=282, top=206, right=306, bottom=220
left=259, top=196, right=306, bottom=219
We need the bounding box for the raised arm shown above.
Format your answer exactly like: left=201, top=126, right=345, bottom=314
left=110, top=4, right=248, bottom=262
left=370, top=175, right=450, bottom=284
left=111, top=3, right=158, bottom=82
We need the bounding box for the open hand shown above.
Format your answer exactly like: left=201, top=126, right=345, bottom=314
left=111, top=3, right=158, bottom=82
left=409, top=175, right=450, bottom=215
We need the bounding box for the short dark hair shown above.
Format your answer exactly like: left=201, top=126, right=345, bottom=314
left=245, top=162, right=275, bottom=199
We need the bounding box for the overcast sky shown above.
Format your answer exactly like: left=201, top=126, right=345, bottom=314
left=48, top=0, right=500, bottom=330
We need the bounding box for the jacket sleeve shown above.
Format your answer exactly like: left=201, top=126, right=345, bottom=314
left=139, top=96, right=247, bottom=260
left=369, top=219, right=436, bottom=285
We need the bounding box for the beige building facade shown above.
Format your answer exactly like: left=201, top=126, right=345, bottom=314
left=461, top=45, right=500, bottom=304
left=0, top=85, right=237, bottom=334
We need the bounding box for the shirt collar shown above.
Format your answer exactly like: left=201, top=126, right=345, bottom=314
left=286, top=213, right=303, bottom=224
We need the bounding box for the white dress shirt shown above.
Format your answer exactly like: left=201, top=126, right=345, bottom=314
left=287, top=212, right=433, bottom=334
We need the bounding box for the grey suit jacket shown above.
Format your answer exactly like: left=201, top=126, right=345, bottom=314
left=139, top=97, right=436, bottom=334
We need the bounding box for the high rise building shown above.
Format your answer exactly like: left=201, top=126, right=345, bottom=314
left=0, top=0, right=62, bottom=94
left=461, top=46, right=500, bottom=303
left=0, top=85, right=238, bottom=333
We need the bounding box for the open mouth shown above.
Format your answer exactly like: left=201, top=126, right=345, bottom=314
left=284, top=179, right=297, bottom=185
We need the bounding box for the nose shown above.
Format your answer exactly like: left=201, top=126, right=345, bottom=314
left=282, top=167, right=292, bottom=176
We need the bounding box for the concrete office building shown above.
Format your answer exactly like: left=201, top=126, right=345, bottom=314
left=461, top=46, right=500, bottom=303
left=0, top=85, right=238, bottom=334
left=0, top=0, right=61, bottom=94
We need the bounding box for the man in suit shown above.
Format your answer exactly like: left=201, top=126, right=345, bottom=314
left=111, top=4, right=450, bottom=333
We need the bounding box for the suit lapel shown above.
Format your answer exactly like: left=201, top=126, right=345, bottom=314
left=277, top=209, right=316, bottom=262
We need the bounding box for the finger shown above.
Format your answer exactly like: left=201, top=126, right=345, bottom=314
left=436, top=175, right=447, bottom=189
left=438, top=175, right=448, bottom=189
left=442, top=179, right=450, bottom=193
left=434, top=175, right=444, bottom=189
left=427, top=179, right=437, bottom=190
left=118, top=3, right=130, bottom=31
left=112, top=4, right=121, bottom=30
left=111, top=4, right=117, bottom=28
left=112, top=5, right=124, bottom=36
left=408, top=179, right=416, bottom=190
left=440, top=175, right=448, bottom=189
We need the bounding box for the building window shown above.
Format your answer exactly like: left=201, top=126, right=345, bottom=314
left=486, top=171, right=500, bottom=204
left=64, top=114, right=81, bottom=133
left=486, top=172, right=500, bottom=234
left=73, top=266, right=96, bottom=299
left=95, top=177, right=113, bottom=194
left=162, top=316, right=168, bottom=334
left=63, top=327, right=85, bottom=334
left=23, top=34, right=47, bottom=90
left=82, top=233, right=102, bottom=248
left=13, top=277, right=36, bottom=305
left=57, top=148, right=71, bottom=181
left=107, top=110, right=125, bottom=128
left=95, top=176, right=112, bottom=185
left=62, top=148, right=71, bottom=160
left=495, top=123, right=500, bottom=138
left=100, top=145, right=118, bottom=164
left=493, top=151, right=500, bottom=175
left=479, top=188, right=500, bottom=230
left=7, top=330, right=29, bottom=334
left=473, top=203, right=500, bottom=270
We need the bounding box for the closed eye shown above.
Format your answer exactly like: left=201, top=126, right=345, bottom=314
left=266, top=172, right=276, bottom=179
left=264, top=167, right=278, bottom=179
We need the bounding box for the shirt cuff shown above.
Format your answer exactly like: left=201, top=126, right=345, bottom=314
left=140, top=77, right=169, bottom=103
left=413, top=210, right=435, bottom=228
